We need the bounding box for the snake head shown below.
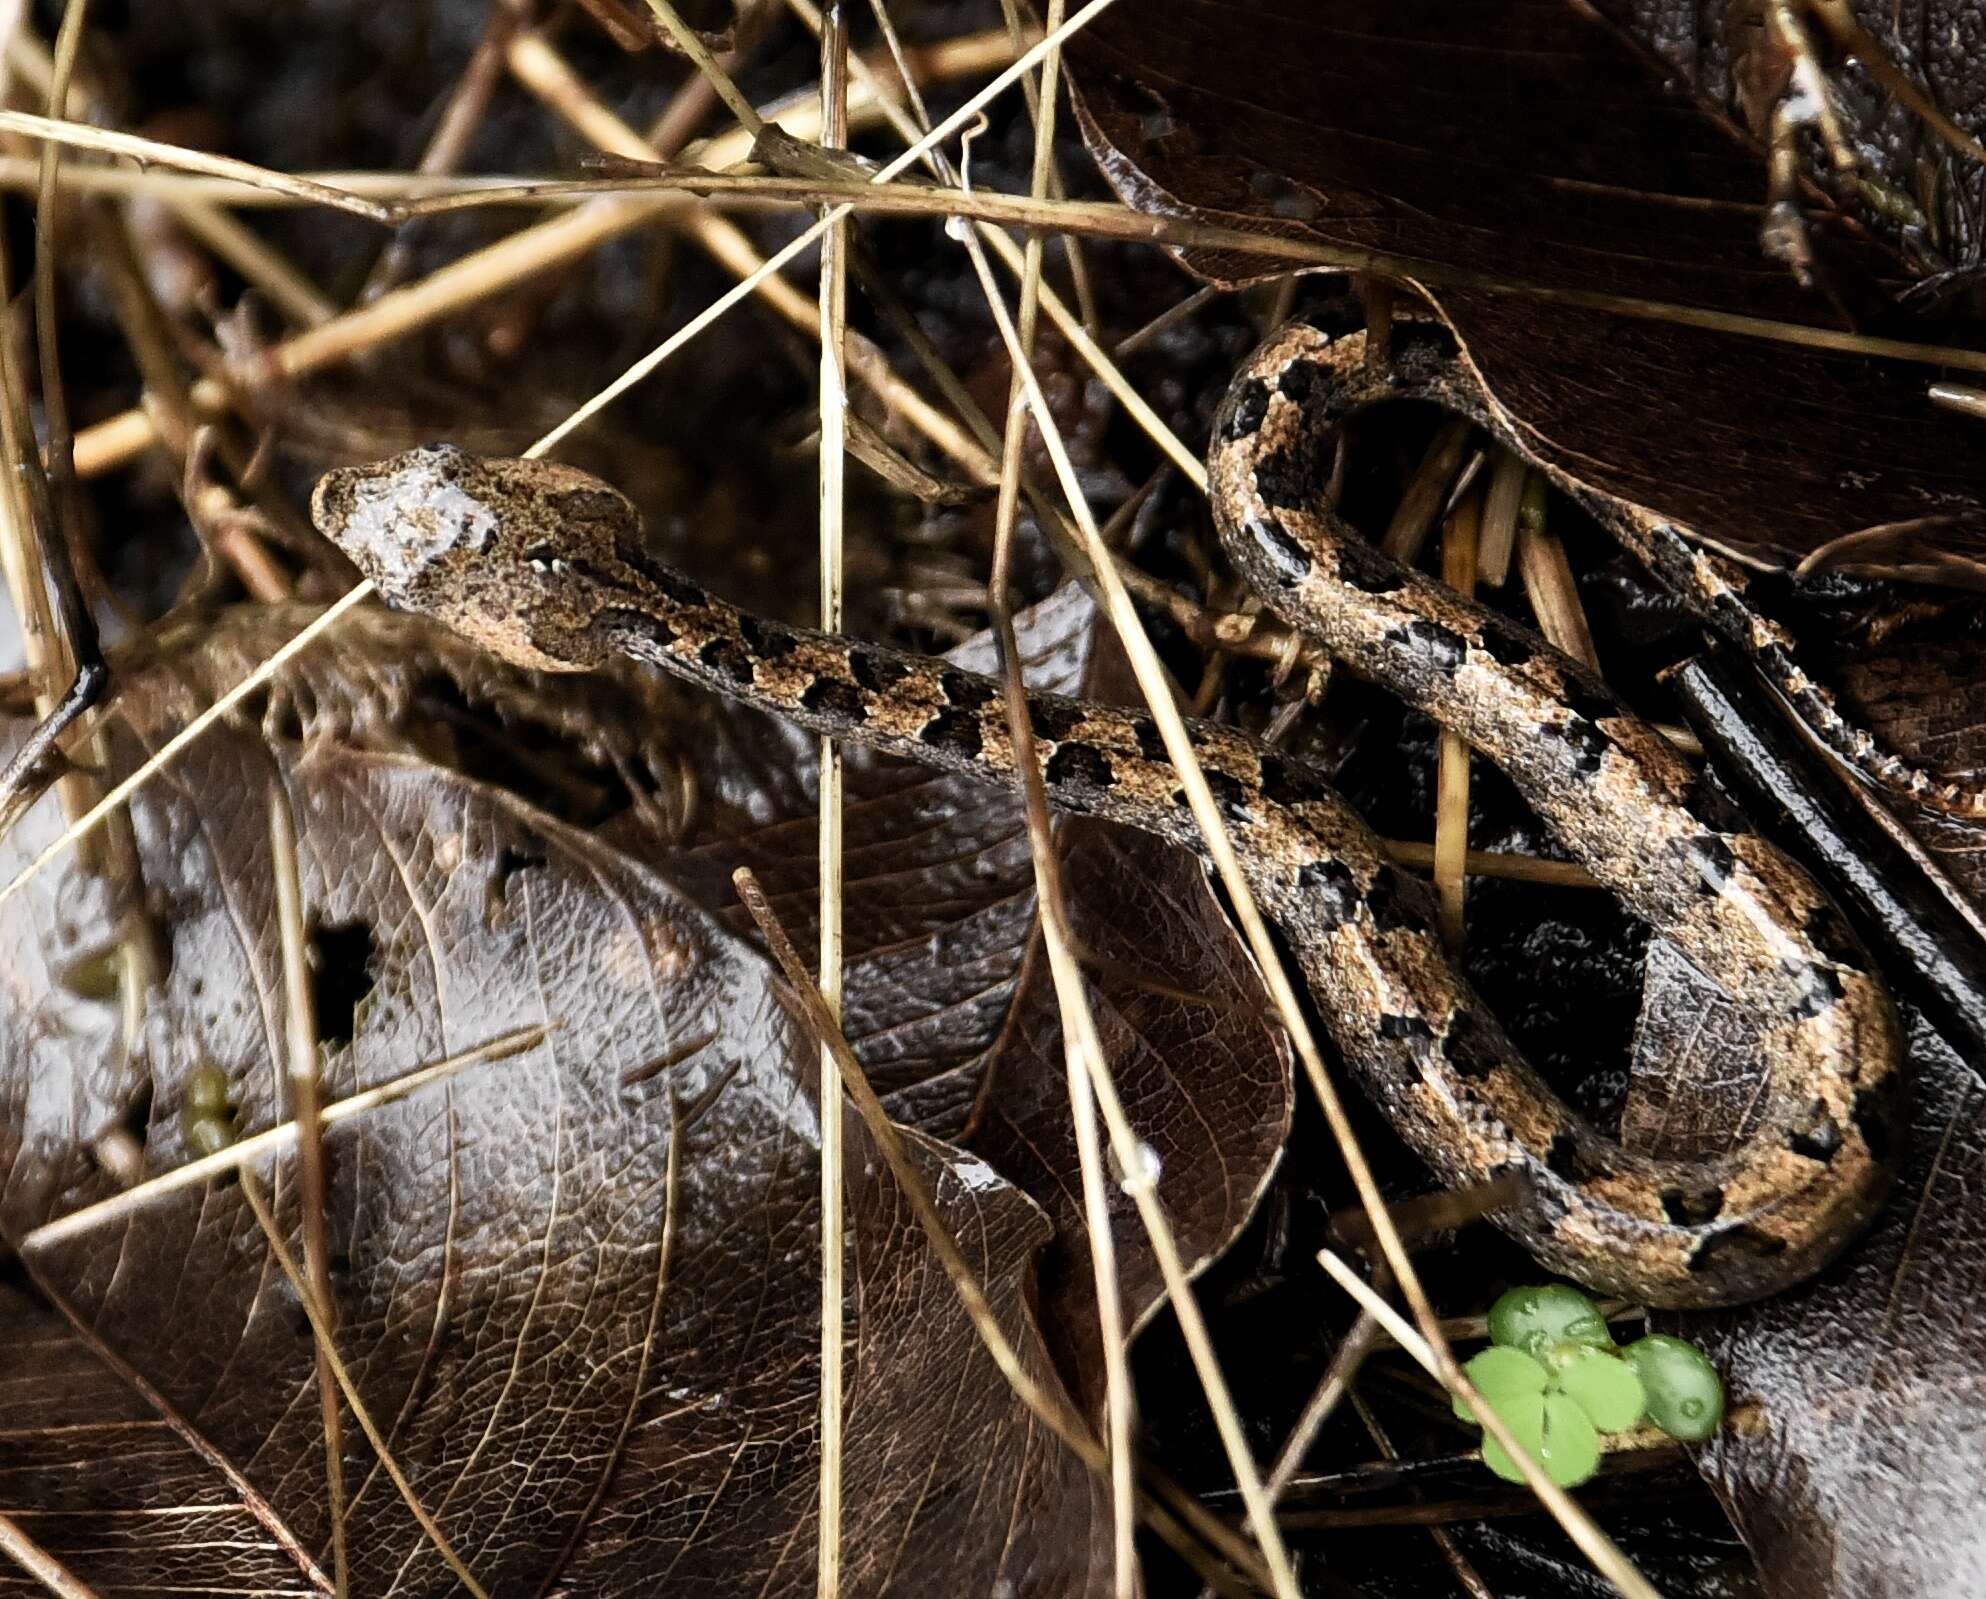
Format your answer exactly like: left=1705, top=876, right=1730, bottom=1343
left=312, top=445, right=649, bottom=672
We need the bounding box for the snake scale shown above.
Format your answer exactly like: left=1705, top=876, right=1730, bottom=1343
left=314, top=319, right=1904, bottom=1308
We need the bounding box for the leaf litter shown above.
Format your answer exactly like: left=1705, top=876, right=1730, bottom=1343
left=11, top=3, right=1986, bottom=1597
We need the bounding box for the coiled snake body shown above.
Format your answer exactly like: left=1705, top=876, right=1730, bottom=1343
left=314, top=321, right=1903, bottom=1308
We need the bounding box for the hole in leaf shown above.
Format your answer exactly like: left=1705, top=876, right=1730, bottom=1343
left=492, top=841, right=549, bottom=910
left=117, top=1077, right=155, bottom=1147
left=309, top=920, right=377, bottom=1048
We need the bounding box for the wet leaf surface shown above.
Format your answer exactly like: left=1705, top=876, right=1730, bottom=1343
left=1067, top=0, right=1986, bottom=575
left=0, top=615, right=1111, bottom=1596
left=1594, top=0, right=1986, bottom=291
left=1068, top=0, right=1893, bottom=308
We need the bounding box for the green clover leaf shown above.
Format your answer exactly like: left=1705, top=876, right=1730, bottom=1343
left=1488, top=1283, right=1615, bottom=1359
left=1551, top=1344, right=1646, bottom=1432
left=1480, top=1391, right=1602, bottom=1487
left=1461, top=1286, right=1726, bottom=1487
left=1453, top=1345, right=1548, bottom=1425
left=1622, top=1334, right=1725, bottom=1443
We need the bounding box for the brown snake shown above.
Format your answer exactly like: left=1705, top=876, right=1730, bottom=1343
left=313, top=320, right=1904, bottom=1308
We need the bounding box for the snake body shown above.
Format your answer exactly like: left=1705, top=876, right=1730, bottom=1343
left=313, top=322, right=1903, bottom=1308
left=1310, top=312, right=1986, bottom=820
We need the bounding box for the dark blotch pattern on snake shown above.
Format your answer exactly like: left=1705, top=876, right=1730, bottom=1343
left=314, top=361, right=1903, bottom=1307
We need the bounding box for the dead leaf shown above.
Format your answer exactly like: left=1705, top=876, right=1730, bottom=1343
left=0, top=622, right=1107, bottom=1596
left=664, top=583, right=1294, bottom=1407
left=1067, top=0, right=1895, bottom=308
left=1066, top=1, right=1986, bottom=575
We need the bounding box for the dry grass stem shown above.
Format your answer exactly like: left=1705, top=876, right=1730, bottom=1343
left=1476, top=450, right=1525, bottom=586
left=523, top=0, right=1125, bottom=455
left=1265, top=1313, right=1382, bottom=1501
left=972, top=4, right=1137, bottom=1588
left=963, top=219, right=1305, bottom=1599
left=19, top=1265, right=332, bottom=1590
left=1115, top=283, right=1220, bottom=358
left=979, top=224, right=1206, bottom=489
left=965, top=137, right=1660, bottom=1598
left=70, top=30, right=1020, bottom=477
left=1382, top=418, right=1473, bottom=563
left=734, top=870, right=1272, bottom=1594
left=0, top=1515, right=100, bottom=1599
left=1929, top=379, right=1986, bottom=421
left=501, top=40, right=995, bottom=481
left=1517, top=477, right=1601, bottom=670
left=8, top=31, right=336, bottom=325
left=812, top=11, right=851, bottom=1593
left=1382, top=838, right=1599, bottom=889
left=729, top=878, right=1095, bottom=1468
left=1435, top=495, right=1480, bottom=948
left=643, top=0, right=763, bottom=132
left=0, top=108, right=396, bottom=220
left=268, top=781, right=349, bottom=1597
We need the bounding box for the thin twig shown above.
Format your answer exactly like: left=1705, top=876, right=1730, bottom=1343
left=1350, top=1390, right=1495, bottom=1599
left=355, top=0, right=521, bottom=303
left=0, top=9, right=111, bottom=858
left=268, top=781, right=349, bottom=1598
left=18, top=1265, right=333, bottom=1592
left=812, top=10, right=851, bottom=1594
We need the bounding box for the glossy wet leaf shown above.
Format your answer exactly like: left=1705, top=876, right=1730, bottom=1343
left=1066, top=3, right=1986, bottom=580
left=0, top=612, right=1111, bottom=1596
left=1481, top=1391, right=1602, bottom=1489
left=1624, top=1336, right=1723, bottom=1443
left=1556, top=1346, right=1648, bottom=1434
left=1488, top=1283, right=1614, bottom=1360
left=1454, top=1344, right=1549, bottom=1424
